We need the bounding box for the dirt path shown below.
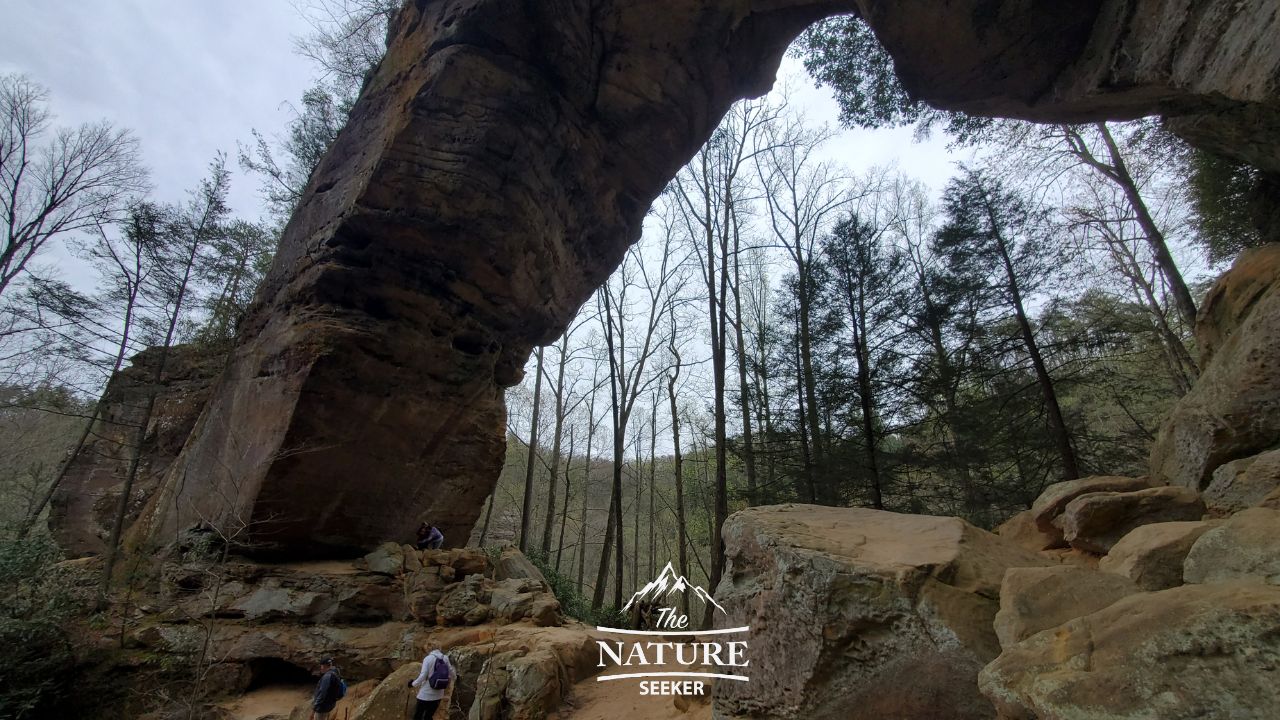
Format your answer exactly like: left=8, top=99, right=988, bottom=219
left=271, top=559, right=362, bottom=575
left=217, top=684, right=311, bottom=719
left=217, top=682, right=367, bottom=720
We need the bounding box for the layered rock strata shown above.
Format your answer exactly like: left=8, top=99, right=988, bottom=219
left=127, top=0, right=1280, bottom=558
left=713, top=504, right=1048, bottom=719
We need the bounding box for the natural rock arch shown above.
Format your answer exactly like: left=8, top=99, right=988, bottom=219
left=133, top=0, right=1280, bottom=557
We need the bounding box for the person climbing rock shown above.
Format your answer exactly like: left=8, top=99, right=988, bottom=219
left=408, top=648, right=454, bottom=719
left=310, top=657, right=344, bottom=720
left=416, top=522, right=444, bottom=550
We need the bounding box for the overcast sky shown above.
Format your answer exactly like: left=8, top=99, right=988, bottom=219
left=1, top=1, right=315, bottom=216
left=1, top=2, right=964, bottom=287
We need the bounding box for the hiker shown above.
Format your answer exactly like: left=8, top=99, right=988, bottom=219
left=408, top=648, right=454, bottom=720
left=310, top=657, right=344, bottom=720
left=416, top=522, right=444, bottom=550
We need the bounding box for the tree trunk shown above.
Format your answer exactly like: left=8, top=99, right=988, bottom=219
left=841, top=278, right=884, bottom=509
left=99, top=236, right=201, bottom=606
left=518, top=347, right=545, bottom=553
left=591, top=486, right=616, bottom=609
left=648, top=397, right=657, bottom=580
left=556, top=426, right=575, bottom=573
left=1093, top=123, right=1198, bottom=329
left=578, top=385, right=597, bottom=595
left=730, top=216, right=758, bottom=505
left=985, top=200, right=1081, bottom=480
left=795, top=263, right=826, bottom=501
left=478, top=492, right=495, bottom=546
left=541, top=340, right=569, bottom=556
left=668, top=353, right=690, bottom=619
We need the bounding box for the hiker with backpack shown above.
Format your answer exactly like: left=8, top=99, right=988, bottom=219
left=416, top=522, right=444, bottom=550
left=310, top=657, right=346, bottom=720
left=408, top=648, right=454, bottom=719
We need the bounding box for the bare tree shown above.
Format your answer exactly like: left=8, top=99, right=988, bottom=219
left=540, top=317, right=594, bottom=556
left=1, top=73, right=147, bottom=298
left=17, top=204, right=166, bottom=537
left=100, top=157, right=231, bottom=603
left=292, top=0, right=401, bottom=104
left=517, top=346, right=545, bottom=553
left=591, top=227, right=686, bottom=610
left=754, top=109, right=848, bottom=503
left=665, top=326, right=690, bottom=618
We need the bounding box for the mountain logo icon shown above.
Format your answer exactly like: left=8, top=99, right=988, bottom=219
left=623, top=561, right=726, bottom=614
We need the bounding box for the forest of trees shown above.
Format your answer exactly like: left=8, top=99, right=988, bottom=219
left=2, top=4, right=1277, bottom=637
left=476, top=101, right=1245, bottom=618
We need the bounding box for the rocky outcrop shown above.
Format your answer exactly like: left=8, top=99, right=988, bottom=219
left=1028, top=475, right=1158, bottom=545
left=993, top=566, right=1138, bottom=649
left=49, top=345, right=221, bottom=556
left=1098, top=520, right=1220, bottom=590
left=1184, top=507, right=1280, bottom=585
left=980, top=582, right=1280, bottom=720
left=714, top=504, right=1048, bottom=720
left=111, top=545, right=591, bottom=718
left=123, top=0, right=1280, bottom=559
left=1054, top=486, right=1206, bottom=554
left=1204, top=448, right=1280, bottom=515
left=1151, top=245, right=1280, bottom=491
left=348, top=663, right=428, bottom=720
left=993, top=510, right=1063, bottom=553
left=858, top=0, right=1280, bottom=172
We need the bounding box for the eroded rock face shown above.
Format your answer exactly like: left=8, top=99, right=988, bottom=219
left=1029, top=475, right=1159, bottom=539
left=994, top=509, right=1063, bottom=553
left=859, top=0, right=1280, bottom=172
left=993, top=566, right=1138, bottom=649
left=1184, top=507, right=1280, bottom=585
left=1098, top=520, right=1220, bottom=590
left=49, top=345, right=221, bottom=556
left=979, top=582, right=1280, bottom=720
left=122, top=546, right=589, bottom=718
left=1054, top=486, right=1206, bottom=554
left=134, top=0, right=1280, bottom=558
left=1151, top=245, right=1280, bottom=492
left=1204, top=448, right=1280, bottom=515
left=714, top=504, right=1048, bottom=720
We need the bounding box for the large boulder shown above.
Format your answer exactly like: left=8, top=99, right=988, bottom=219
left=349, top=663, right=431, bottom=720
left=467, top=649, right=565, bottom=720
left=1054, top=486, right=1206, bottom=554
left=979, top=582, right=1280, bottom=720
left=1098, top=520, right=1220, bottom=590
left=1184, top=507, right=1280, bottom=585
left=1203, top=448, right=1280, bottom=515
left=436, top=575, right=562, bottom=627
left=1262, top=486, right=1280, bottom=511
left=361, top=542, right=407, bottom=576
left=491, top=546, right=550, bottom=588
left=994, top=566, right=1138, bottom=649
left=713, top=504, right=1049, bottom=720
left=1029, top=476, right=1159, bottom=538
left=993, top=510, right=1062, bottom=553
left=1151, top=245, right=1280, bottom=491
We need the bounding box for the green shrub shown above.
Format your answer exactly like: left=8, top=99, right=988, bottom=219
left=524, top=549, right=627, bottom=628
left=0, top=537, right=79, bottom=719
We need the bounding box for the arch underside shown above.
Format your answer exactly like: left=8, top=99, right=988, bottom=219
left=134, top=0, right=1280, bottom=558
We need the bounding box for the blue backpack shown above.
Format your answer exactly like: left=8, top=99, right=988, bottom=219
left=325, top=670, right=347, bottom=703
left=428, top=656, right=451, bottom=690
